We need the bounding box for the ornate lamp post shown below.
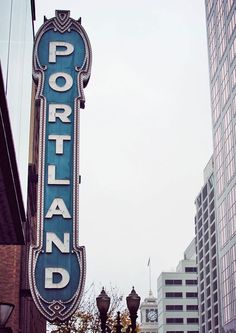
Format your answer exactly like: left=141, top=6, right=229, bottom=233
left=96, top=287, right=140, bottom=333
left=96, top=288, right=111, bottom=333
left=126, top=287, right=141, bottom=333
left=0, top=303, right=14, bottom=333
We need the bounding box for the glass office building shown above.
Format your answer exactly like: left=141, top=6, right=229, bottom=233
left=205, top=1, right=236, bottom=331
left=0, top=0, right=34, bottom=244
left=0, top=0, right=34, bottom=209
left=195, top=158, right=221, bottom=333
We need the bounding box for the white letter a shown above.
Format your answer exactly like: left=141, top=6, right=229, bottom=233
left=45, top=198, right=71, bottom=219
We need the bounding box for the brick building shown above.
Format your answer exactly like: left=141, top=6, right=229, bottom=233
left=0, top=1, right=45, bottom=332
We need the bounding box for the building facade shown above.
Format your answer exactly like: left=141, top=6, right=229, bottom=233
left=205, top=1, right=236, bottom=331
left=140, top=291, right=158, bottom=333
left=157, top=240, right=199, bottom=333
left=195, top=157, right=221, bottom=333
left=0, top=1, right=45, bottom=332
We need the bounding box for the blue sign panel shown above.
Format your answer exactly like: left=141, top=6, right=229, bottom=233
left=29, top=10, right=92, bottom=322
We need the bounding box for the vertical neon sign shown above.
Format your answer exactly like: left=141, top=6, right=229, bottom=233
left=29, top=10, right=92, bottom=322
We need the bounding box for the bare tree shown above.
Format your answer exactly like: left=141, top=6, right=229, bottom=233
left=49, top=284, right=135, bottom=333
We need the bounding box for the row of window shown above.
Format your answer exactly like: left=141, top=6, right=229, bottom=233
left=200, top=290, right=218, bottom=305
left=201, top=310, right=219, bottom=326
left=185, top=267, right=197, bottom=273
left=166, top=305, right=198, bottom=311
left=200, top=303, right=218, bottom=318
left=195, top=211, right=215, bottom=234
left=197, top=231, right=216, bottom=253
left=165, top=279, right=197, bottom=285
left=196, top=183, right=214, bottom=208
left=196, top=199, right=215, bottom=221
left=165, top=292, right=197, bottom=298
left=166, top=318, right=199, bottom=324
left=199, top=256, right=217, bottom=272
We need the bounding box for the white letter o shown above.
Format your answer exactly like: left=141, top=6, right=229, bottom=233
left=49, top=72, right=73, bottom=92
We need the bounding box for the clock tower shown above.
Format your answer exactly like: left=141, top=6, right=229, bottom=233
left=139, top=291, right=158, bottom=333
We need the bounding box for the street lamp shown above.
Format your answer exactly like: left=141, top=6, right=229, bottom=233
left=126, top=287, right=141, bottom=333
left=96, top=287, right=140, bottom=333
left=0, top=303, right=14, bottom=333
left=96, top=287, right=111, bottom=333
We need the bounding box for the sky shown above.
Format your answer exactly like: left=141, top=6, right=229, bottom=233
left=35, top=0, right=212, bottom=305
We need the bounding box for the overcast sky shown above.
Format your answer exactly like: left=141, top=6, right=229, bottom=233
left=35, top=0, right=212, bottom=303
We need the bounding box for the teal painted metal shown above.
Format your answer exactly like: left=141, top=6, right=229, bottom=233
left=29, top=10, right=92, bottom=322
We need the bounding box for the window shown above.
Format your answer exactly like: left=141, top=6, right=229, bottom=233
left=199, top=250, right=203, bottom=260
left=212, top=268, right=217, bottom=280
left=198, top=219, right=202, bottom=229
left=200, top=281, right=204, bottom=292
left=209, top=189, right=214, bottom=201
left=211, top=233, right=216, bottom=245
left=199, top=239, right=203, bottom=249
left=200, top=271, right=204, bottom=281
left=204, top=211, right=208, bottom=222
left=203, top=185, right=207, bottom=199
left=206, top=276, right=210, bottom=286
left=212, top=257, right=216, bottom=268
left=210, top=211, right=215, bottom=223
left=200, top=261, right=203, bottom=270
left=186, top=280, right=197, bottom=285
left=212, top=245, right=216, bottom=257
left=208, top=321, right=211, bottom=330
left=198, top=208, right=202, bottom=219
left=166, top=305, right=183, bottom=311
left=166, top=292, right=182, bottom=298
left=213, top=292, right=217, bottom=302
left=209, top=201, right=214, bottom=213
left=201, top=304, right=204, bottom=312
left=214, top=304, right=218, bottom=314
left=186, top=305, right=198, bottom=311
left=210, top=222, right=215, bottom=234
left=166, top=318, right=183, bottom=324
left=206, top=287, right=210, bottom=297
left=185, top=267, right=197, bottom=273
left=167, top=331, right=184, bottom=333
left=165, top=279, right=182, bottom=285
left=186, top=292, right=197, bottom=298
left=213, top=280, right=217, bottom=291
left=201, top=292, right=204, bottom=302
left=187, top=318, right=199, bottom=324
left=208, top=309, right=211, bottom=319
left=203, top=200, right=208, bottom=212
left=207, top=298, right=211, bottom=308
left=187, top=331, right=199, bottom=333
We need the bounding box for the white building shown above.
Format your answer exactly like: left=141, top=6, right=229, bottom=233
left=140, top=290, right=158, bottom=333
left=157, top=239, right=199, bottom=333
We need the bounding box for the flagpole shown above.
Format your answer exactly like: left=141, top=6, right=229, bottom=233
left=148, top=258, right=152, bottom=294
